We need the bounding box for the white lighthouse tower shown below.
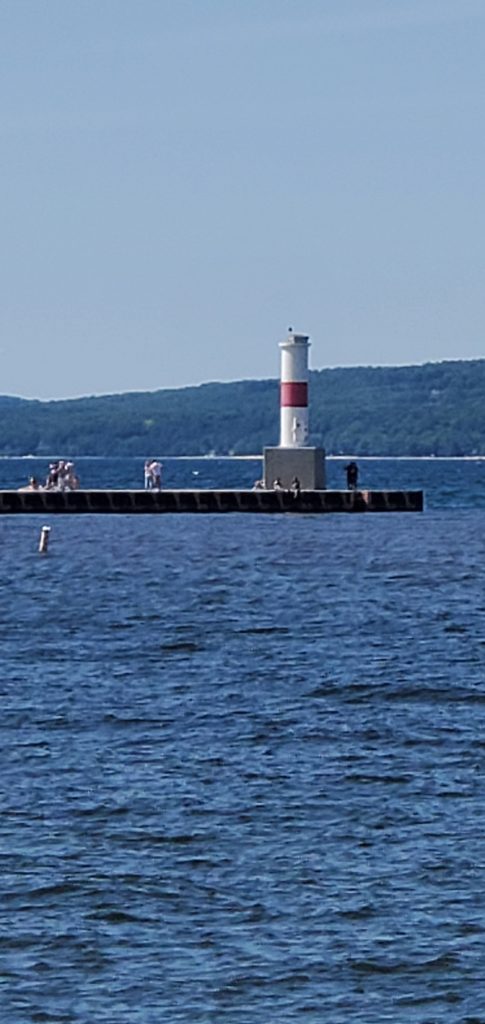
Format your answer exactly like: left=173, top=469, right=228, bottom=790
left=264, top=328, right=326, bottom=490
left=279, top=330, right=310, bottom=448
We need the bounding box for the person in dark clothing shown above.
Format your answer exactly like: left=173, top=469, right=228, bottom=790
left=290, top=476, right=301, bottom=498
left=345, top=461, right=359, bottom=490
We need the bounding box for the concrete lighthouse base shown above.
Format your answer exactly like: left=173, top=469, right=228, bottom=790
left=263, top=446, right=326, bottom=490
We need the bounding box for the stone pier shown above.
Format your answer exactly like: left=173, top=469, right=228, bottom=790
left=0, top=489, right=424, bottom=515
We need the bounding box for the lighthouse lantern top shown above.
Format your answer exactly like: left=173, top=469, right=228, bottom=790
left=279, top=329, right=310, bottom=349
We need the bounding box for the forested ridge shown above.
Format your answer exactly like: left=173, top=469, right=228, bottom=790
left=1, top=359, right=484, bottom=457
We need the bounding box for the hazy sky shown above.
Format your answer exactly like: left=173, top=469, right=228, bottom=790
left=2, top=0, right=484, bottom=398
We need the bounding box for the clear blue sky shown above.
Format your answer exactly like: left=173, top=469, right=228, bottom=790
left=2, top=0, right=484, bottom=398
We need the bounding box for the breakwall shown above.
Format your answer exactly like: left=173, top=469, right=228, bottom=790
left=0, top=489, right=424, bottom=514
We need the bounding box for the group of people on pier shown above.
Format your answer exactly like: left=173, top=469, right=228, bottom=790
left=17, top=458, right=360, bottom=494
left=253, top=476, right=301, bottom=496
left=253, top=462, right=360, bottom=493
left=46, top=460, right=80, bottom=490
left=273, top=476, right=301, bottom=497
left=18, top=460, right=80, bottom=492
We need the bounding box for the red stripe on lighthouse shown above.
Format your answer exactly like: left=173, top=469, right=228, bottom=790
left=280, top=381, right=308, bottom=407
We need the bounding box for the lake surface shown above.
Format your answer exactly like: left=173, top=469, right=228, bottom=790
left=1, top=458, right=484, bottom=1022
left=3, top=453, right=485, bottom=508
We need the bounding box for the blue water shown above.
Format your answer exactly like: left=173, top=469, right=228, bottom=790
left=1, top=459, right=485, bottom=1022
left=2, top=453, right=485, bottom=508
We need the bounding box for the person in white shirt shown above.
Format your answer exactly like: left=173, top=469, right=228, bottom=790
left=150, top=460, right=162, bottom=490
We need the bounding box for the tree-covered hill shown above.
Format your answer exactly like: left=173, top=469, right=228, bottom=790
left=1, top=359, right=484, bottom=456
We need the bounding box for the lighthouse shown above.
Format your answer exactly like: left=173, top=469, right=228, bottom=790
left=279, top=330, right=310, bottom=448
left=263, top=328, right=326, bottom=490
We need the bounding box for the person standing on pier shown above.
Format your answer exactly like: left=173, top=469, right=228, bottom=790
left=150, top=460, right=162, bottom=490
left=345, top=461, right=359, bottom=490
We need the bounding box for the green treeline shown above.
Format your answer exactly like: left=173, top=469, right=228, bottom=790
left=1, top=359, right=484, bottom=457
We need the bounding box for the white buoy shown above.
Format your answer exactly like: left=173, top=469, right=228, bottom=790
left=38, top=525, right=51, bottom=553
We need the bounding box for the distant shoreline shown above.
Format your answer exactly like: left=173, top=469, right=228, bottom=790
left=2, top=361, right=485, bottom=457
left=1, top=454, right=485, bottom=462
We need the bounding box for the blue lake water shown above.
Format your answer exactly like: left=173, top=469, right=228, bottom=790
left=2, top=453, right=485, bottom=507
left=1, top=458, right=484, bottom=1022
